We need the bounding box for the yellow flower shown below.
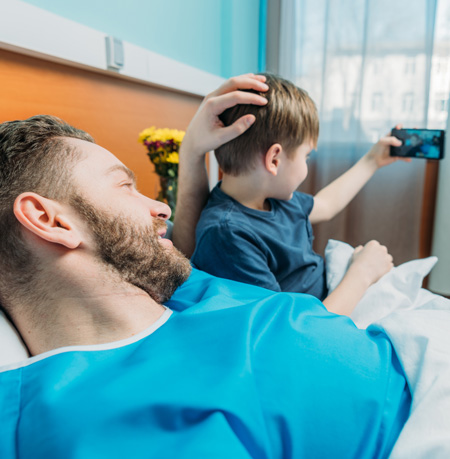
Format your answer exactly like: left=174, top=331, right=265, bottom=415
left=138, top=126, right=185, bottom=145
left=165, top=152, right=179, bottom=164
left=138, top=127, right=156, bottom=144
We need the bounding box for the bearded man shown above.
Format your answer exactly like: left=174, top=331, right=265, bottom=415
left=0, top=75, right=410, bottom=458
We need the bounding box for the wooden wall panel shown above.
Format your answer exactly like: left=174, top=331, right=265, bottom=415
left=0, top=49, right=201, bottom=199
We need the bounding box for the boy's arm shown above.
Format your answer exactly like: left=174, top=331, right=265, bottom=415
left=309, top=134, right=408, bottom=224
left=322, top=240, right=393, bottom=316
left=173, top=74, right=268, bottom=257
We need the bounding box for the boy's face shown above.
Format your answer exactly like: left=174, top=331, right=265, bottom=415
left=275, top=141, right=313, bottom=200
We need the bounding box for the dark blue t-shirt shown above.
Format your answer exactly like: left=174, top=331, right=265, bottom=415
left=191, top=185, right=327, bottom=300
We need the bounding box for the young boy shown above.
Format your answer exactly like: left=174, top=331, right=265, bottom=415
left=191, top=73, right=406, bottom=316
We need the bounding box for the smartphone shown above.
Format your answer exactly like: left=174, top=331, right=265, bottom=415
left=390, top=128, right=445, bottom=160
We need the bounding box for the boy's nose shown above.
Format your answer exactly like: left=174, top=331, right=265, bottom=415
left=149, top=199, right=171, bottom=221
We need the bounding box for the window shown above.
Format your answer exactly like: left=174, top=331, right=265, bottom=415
left=404, top=58, right=416, bottom=75
left=402, top=93, right=415, bottom=112
left=371, top=93, right=383, bottom=112
left=435, top=95, right=449, bottom=112
left=435, top=57, right=448, bottom=74
left=372, top=60, right=381, bottom=75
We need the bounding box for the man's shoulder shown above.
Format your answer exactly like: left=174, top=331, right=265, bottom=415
left=168, top=267, right=326, bottom=314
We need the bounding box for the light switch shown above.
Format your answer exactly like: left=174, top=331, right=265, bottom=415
left=105, top=36, right=124, bottom=70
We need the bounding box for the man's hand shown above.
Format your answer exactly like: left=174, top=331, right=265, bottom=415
left=180, top=73, right=269, bottom=160
left=173, top=74, right=269, bottom=258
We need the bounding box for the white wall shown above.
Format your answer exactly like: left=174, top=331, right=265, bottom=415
left=0, top=0, right=224, bottom=96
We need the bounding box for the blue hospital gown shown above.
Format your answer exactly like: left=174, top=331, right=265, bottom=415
left=0, top=269, right=410, bottom=458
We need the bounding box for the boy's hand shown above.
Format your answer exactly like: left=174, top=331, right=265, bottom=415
left=322, top=240, right=394, bottom=316
left=180, top=74, right=268, bottom=161
left=365, top=125, right=411, bottom=169
left=348, top=240, right=394, bottom=288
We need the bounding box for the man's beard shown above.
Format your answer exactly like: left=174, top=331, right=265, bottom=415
left=69, top=194, right=191, bottom=303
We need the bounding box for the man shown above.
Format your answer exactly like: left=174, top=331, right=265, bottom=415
left=0, top=75, right=410, bottom=458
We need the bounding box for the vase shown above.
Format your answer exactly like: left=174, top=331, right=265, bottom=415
left=158, top=176, right=177, bottom=220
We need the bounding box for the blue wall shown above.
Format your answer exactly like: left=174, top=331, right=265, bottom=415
left=23, top=0, right=264, bottom=78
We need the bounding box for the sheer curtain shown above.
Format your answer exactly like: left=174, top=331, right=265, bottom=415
left=273, top=0, right=450, bottom=266
left=429, top=0, right=450, bottom=294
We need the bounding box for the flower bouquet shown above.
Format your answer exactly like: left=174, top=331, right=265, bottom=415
left=138, top=126, right=185, bottom=220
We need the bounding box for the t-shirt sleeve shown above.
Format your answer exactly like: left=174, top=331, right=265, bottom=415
left=192, top=222, right=281, bottom=292
left=293, top=191, right=314, bottom=217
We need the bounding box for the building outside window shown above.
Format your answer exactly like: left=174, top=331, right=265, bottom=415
left=371, top=92, right=383, bottom=112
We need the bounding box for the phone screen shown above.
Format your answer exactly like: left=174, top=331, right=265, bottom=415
left=390, top=128, right=445, bottom=160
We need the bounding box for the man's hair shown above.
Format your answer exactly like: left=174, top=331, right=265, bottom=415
left=215, top=73, right=319, bottom=176
left=0, top=115, right=94, bottom=308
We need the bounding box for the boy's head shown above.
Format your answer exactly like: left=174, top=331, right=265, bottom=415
left=215, top=73, right=319, bottom=176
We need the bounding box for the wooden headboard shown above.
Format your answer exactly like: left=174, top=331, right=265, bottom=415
left=0, top=49, right=201, bottom=199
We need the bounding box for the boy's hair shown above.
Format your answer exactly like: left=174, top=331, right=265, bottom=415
left=0, top=115, right=94, bottom=309
left=215, top=73, right=319, bottom=176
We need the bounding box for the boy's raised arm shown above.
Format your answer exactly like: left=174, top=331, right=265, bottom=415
left=309, top=133, right=409, bottom=224
left=173, top=74, right=268, bottom=257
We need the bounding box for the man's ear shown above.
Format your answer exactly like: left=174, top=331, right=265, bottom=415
left=13, top=192, right=82, bottom=249
left=264, top=143, right=283, bottom=176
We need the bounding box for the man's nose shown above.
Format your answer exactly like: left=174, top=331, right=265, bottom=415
left=149, top=198, right=171, bottom=220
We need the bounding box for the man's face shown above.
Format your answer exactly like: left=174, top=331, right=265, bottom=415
left=67, top=138, right=191, bottom=303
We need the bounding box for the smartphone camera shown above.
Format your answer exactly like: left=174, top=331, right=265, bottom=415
left=390, top=128, right=445, bottom=160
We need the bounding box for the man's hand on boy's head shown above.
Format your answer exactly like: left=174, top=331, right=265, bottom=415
left=174, top=74, right=268, bottom=258
left=366, top=125, right=412, bottom=169
left=180, top=74, right=268, bottom=162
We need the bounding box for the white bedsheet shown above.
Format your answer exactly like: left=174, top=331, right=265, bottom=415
left=325, top=240, right=450, bottom=458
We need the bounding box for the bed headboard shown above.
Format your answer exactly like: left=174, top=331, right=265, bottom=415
left=0, top=48, right=201, bottom=200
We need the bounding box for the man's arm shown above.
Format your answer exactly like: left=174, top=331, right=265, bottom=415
left=309, top=134, right=409, bottom=224
left=173, top=74, right=268, bottom=257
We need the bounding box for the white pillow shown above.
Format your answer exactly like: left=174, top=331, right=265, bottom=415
left=325, top=239, right=438, bottom=328
left=0, top=309, right=29, bottom=367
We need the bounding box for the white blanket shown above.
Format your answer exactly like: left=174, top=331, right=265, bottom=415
left=325, top=240, right=450, bottom=458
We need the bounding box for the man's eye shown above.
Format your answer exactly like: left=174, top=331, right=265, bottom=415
left=122, top=182, right=134, bottom=188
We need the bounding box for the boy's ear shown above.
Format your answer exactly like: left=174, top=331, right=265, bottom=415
left=13, top=192, right=82, bottom=249
left=265, top=143, right=283, bottom=176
